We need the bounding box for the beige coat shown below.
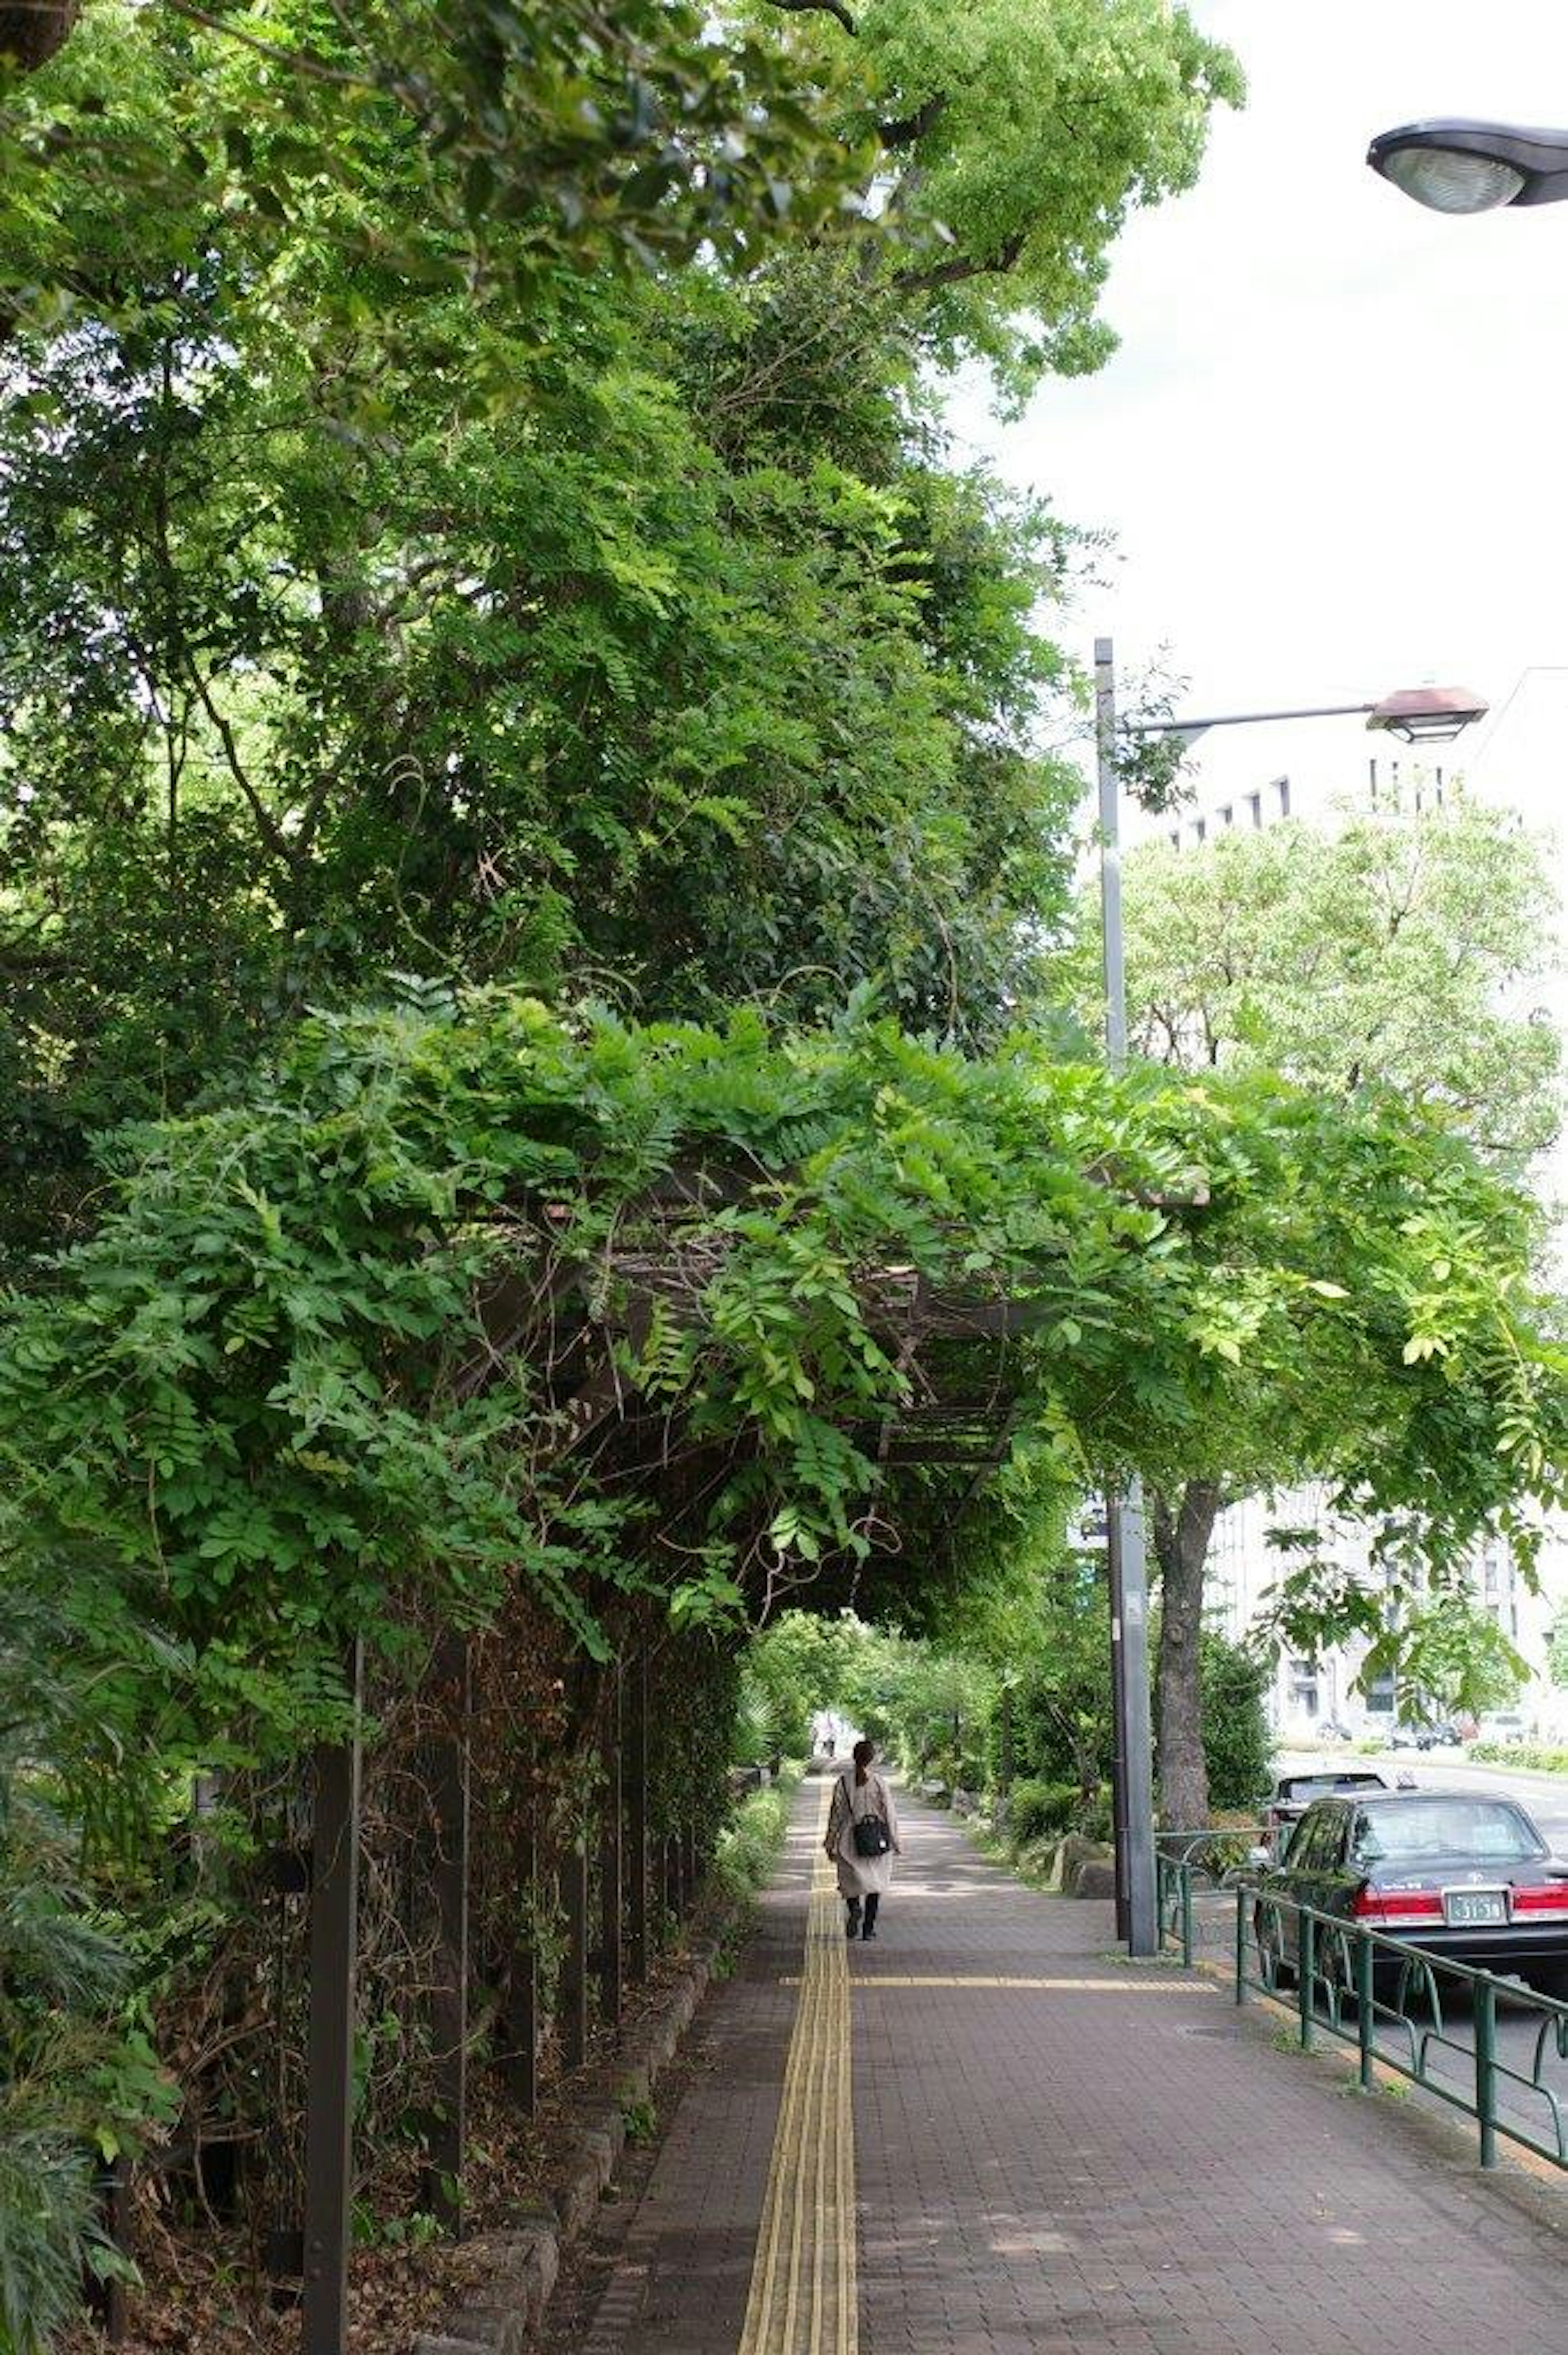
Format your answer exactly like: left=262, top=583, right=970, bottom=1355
left=826, top=1764, right=902, bottom=1898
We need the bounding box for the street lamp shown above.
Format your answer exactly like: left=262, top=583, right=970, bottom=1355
left=1092, top=640, right=1487, bottom=1961
left=1125, top=682, right=1488, bottom=750
left=1368, top=119, right=1568, bottom=214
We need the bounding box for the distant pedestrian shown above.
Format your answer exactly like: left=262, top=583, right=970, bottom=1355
left=826, top=1737, right=901, bottom=1941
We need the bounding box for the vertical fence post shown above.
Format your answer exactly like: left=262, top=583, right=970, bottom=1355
left=1474, top=1974, right=1499, bottom=2168
left=302, top=1637, right=363, bottom=2355
left=561, top=1842, right=589, bottom=2072
left=598, top=1672, right=623, bottom=2029
left=1180, top=1864, right=1194, bottom=1970
left=1356, top=1931, right=1375, bottom=2090
left=626, top=1650, right=649, bottom=1985
left=425, top=1633, right=471, bottom=2237
left=1234, top=1889, right=1246, bottom=2005
left=501, top=1831, right=537, bottom=2116
left=1298, top=1913, right=1316, bottom=2052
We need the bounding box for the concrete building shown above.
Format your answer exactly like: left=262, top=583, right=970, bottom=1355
left=1204, top=1481, right=1568, bottom=1743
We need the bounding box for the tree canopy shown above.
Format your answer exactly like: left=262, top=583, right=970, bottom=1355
left=3, top=988, right=1561, bottom=1827
left=1080, top=790, right=1561, bottom=1164
left=1062, top=787, right=1564, bottom=1819
left=0, top=2, right=1241, bottom=377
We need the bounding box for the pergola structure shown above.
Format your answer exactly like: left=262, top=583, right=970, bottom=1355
left=279, top=1187, right=1049, bottom=2354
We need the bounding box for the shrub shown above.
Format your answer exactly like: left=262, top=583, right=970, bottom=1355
left=1469, top=1740, right=1568, bottom=1772
left=713, top=1763, right=806, bottom=1910
left=1198, top=1635, right=1272, bottom=1811
left=1007, top=1778, right=1080, bottom=1845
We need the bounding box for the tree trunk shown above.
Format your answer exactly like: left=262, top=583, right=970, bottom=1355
left=0, top=3, right=80, bottom=71
left=1152, top=1480, right=1223, bottom=1828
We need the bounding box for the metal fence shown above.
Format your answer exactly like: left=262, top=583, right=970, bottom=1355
left=1156, top=1852, right=1568, bottom=2174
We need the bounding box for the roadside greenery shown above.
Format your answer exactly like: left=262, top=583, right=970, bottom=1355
left=4, top=4, right=1566, bottom=2344
left=1064, top=791, right=1564, bottom=1822
left=713, top=1763, right=807, bottom=1920
left=1468, top=1740, right=1568, bottom=1773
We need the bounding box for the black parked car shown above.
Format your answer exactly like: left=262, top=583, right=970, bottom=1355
left=1253, top=1789, right=1568, bottom=2001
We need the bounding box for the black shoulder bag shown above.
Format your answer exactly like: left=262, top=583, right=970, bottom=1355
left=851, top=1784, right=892, bottom=1858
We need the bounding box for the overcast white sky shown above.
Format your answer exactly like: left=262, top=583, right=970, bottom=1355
left=956, top=1, right=1568, bottom=841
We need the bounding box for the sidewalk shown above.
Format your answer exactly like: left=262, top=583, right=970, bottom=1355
left=567, top=1775, right=1568, bottom=2355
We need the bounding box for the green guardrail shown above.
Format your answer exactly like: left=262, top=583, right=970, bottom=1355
left=1154, top=1853, right=1568, bottom=2174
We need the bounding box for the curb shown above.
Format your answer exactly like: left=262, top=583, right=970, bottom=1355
left=411, top=1931, right=724, bottom=2355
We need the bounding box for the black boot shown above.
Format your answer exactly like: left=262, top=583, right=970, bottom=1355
left=844, top=1898, right=862, bottom=1940
left=861, top=1893, right=880, bottom=1942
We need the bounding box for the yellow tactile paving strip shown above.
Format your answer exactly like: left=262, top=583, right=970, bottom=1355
left=736, top=1780, right=857, bottom=2355
left=778, top=1974, right=1218, bottom=1993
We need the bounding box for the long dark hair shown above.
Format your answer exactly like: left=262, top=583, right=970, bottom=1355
left=853, top=1737, right=875, bottom=1789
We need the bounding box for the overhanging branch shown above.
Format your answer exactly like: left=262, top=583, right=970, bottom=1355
left=766, top=0, right=858, bottom=36
left=880, top=94, right=946, bottom=149
left=897, top=228, right=1026, bottom=295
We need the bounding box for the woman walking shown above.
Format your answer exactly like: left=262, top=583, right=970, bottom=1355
left=826, top=1737, right=902, bottom=1941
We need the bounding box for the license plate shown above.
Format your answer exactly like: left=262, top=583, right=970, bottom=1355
left=1443, top=1888, right=1508, bottom=1926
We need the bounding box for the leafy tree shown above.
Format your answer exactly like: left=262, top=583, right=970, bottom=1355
left=1102, top=792, right=1561, bottom=1163
left=0, top=2, right=1240, bottom=380
left=745, top=1610, right=853, bottom=1755
left=1063, top=792, right=1563, bottom=1823
left=0, top=0, right=869, bottom=328
left=1259, top=1560, right=1527, bottom=1724
left=0, top=251, right=1084, bottom=1263
left=766, top=0, right=1244, bottom=383
left=0, top=2, right=1243, bottom=1286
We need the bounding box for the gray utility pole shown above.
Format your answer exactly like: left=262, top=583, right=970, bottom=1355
left=1094, top=636, right=1158, bottom=1960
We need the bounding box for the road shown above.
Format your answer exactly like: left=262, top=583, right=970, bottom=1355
left=1278, top=1743, right=1568, bottom=1850
left=1178, top=1749, right=1568, bottom=2163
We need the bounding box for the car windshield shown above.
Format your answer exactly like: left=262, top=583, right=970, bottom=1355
left=1278, top=1773, right=1384, bottom=1801
left=1358, top=1799, right=1544, bottom=1864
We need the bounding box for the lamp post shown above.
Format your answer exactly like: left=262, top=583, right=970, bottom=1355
left=1092, top=639, right=1486, bottom=1961
left=1368, top=119, right=1568, bottom=214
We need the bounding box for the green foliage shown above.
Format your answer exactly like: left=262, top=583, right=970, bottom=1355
left=1074, top=791, right=1562, bottom=1169
left=0, top=0, right=869, bottom=335
left=1469, top=1740, right=1568, bottom=1772
left=1196, top=1634, right=1270, bottom=1813
left=0, top=1598, right=176, bottom=2354
left=621, top=2096, right=658, bottom=2149
left=712, top=1763, right=804, bottom=1914
left=0, top=2, right=1241, bottom=386
left=1261, top=1562, right=1528, bottom=1723
left=1061, top=791, right=1564, bottom=1819
left=1005, top=1776, right=1079, bottom=1844
left=2, top=991, right=1561, bottom=1845
left=1368, top=1596, right=1526, bottom=1721
left=745, top=1612, right=852, bottom=1757
left=0, top=247, right=1082, bottom=1267
left=843, top=0, right=1244, bottom=382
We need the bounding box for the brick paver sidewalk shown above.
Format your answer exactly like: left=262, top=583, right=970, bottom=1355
left=573, top=1774, right=1568, bottom=2355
